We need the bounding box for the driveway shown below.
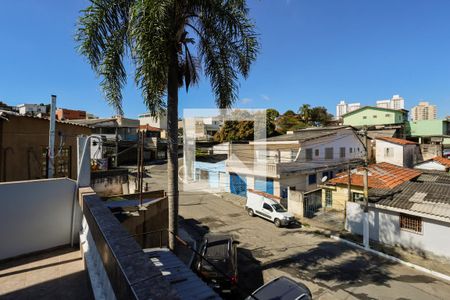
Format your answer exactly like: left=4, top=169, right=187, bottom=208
left=145, top=163, right=450, bottom=300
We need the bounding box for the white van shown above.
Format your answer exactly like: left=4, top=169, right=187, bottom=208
left=245, top=190, right=296, bottom=227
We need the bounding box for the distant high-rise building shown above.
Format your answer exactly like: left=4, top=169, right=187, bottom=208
left=376, top=95, right=405, bottom=110
left=336, top=100, right=361, bottom=118
left=411, top=101, right=437, bottom=121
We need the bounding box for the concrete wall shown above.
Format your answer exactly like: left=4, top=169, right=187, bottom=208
left=298, top=131, right=365, bottom=162
left=91, top=170, right=129, bottom=197
left=410, top=119, right=447, bottom=137
left=346, top=202, right=450, bottom=259
left=0, top=114, right=92, bottom=182
left=0, top=178, right=76, bottom=260
left=288, top=189, right=304, bottom=217
left=420, top=144, right=443, bottom=161
left=375, top=140, right=418, bottom=167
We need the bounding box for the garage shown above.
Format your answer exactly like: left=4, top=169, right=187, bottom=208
left=254, top=177, right=274, bottom=195
left=230, top=173, right=247, bottom=197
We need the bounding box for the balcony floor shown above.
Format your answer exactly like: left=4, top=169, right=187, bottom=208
left=0, top=246, right=93, bottom=300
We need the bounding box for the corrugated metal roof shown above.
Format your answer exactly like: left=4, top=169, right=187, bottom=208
left=0, top=110, right=92, bottom=128
left=374, top=180, right=450, bottom=220
left=144, top=248, right=220, bottom=300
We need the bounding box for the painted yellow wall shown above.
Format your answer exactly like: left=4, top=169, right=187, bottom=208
left=321, top=185, right=364, bottom=211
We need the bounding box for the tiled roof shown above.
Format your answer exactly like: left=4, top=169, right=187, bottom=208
left=139, top=124, right=162, bottom=131
left=328, top=162, right=421, bottom=189
left=373, top=181, right=450, bottom=221
left=376, top=136, right=417, bottom=145
left=264, top=126, right=354, bottom=143
left=432, top=156, right=450, bottom=168
left=247, top=189, right=282, bottom=201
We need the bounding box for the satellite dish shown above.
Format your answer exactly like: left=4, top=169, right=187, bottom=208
left=321, top=176, right=328, bottom=183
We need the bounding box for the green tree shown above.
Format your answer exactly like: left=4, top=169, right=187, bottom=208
left=266, top=108, right=280, bottom=137
left=310, top=106, right=333, bottom=126
left=298, top=104, right=311, bottom=124
left=76, top=0, right=258, bottom=250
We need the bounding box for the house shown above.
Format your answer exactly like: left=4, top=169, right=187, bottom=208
left=346, top=171, right=450, bottom=259
left=0, top=110, right=92, bottom=181
left=409, top=119, right=450, bottom=160
left=226, top=126, right=365, bottom=198
left=414, top=156, right=450, bottom=172
left=375, top=136, right=418, bottom=168
left=193, top=154, right=228, bottom=190
left=139, top=111, right=168, bottom=138
left=56, top=108, right=87, bottom=120
left=321, top=162, right=421, bottom=212
left=16, top=103, right=48, bottom=116
left=71, top=116, right=140, bottom=166
left=342, top=106, right=408, bottom=128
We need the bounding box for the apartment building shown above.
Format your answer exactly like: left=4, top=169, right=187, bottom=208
left=336, top=100, right=361, bottom=119
left=411, top=101, right=437, bottom=121
left=376, top=94, right=405, bottom=110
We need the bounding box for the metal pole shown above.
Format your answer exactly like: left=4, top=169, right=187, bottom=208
left=362, top=127, right=370, bottom=249
left=48, top=95, right=56, bottom=178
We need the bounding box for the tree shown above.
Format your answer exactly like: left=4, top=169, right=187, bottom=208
left=298, top=104, right=311, bottom=124
left=266, top=108, right=279, bottom=137
left=76, top=0, right=258, bottom=250
left=310, top=106, right=333, bottom=126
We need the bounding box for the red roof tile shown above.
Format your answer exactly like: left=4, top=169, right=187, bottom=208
left=328, top=162, right=421, bottom=189
left=376, top=136, right=417, bottom=145
left=432, top=156, right=450, bottom=168
left=139, top=124, right=162, bottom=131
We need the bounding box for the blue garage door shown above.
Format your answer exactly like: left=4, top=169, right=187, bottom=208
left=254, top=177, right=274, bottom=195
left=230, top=173, right=247, bottom=197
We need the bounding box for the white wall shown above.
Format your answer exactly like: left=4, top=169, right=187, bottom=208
left=299, top=130, right=365, bottom=162
left=139, top=112, right=167, bottom=130
left=346, top=202, right=450, bottom=259
left=0, top=178, right=76, bottom=260
left=375, top=140, right=404, bottom=166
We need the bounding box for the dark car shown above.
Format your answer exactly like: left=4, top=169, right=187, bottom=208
left=246, top=276, right=312, bottom=300
left=194, top=234, right=238, bottom=293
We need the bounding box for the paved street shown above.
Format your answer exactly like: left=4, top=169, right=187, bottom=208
left=146, top=163, right=450, bottom=300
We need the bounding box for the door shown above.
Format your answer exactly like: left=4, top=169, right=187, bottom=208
left=254, top=177, right=274, bottom=195
left=230, top=173, right=247, bottom=197
left=257, top=202, right=274, bottom=220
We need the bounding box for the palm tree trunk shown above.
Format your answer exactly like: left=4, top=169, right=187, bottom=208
left=167, top=46, right=179, bottom=251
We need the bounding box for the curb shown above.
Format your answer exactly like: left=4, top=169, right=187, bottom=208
left=330, top=235, right=450, bottom=283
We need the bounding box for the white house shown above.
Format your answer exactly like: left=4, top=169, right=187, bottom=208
left=375, top=136, right=417, bottom=168
left=226, top=126, right=365, bottom=198
left=346, top=172, right=450, bottom=260
left=17, top=103, right=47, bottom=116
left=414, top=156, right=450, bottom=172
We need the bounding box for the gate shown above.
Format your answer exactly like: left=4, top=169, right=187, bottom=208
left=303, top=191, right=322, bottom=218
left=254, top=177, right=274, bottom=195
left=230, top=173, right=247, bottom=197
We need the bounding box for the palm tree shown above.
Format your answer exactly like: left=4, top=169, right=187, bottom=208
left=76, top=0, right=259, bottom=250
left=298, top=104, right=311, bottom=124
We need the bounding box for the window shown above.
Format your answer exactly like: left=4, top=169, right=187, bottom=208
left=352, top=192, right=364, bottom=202
left=315, top=149, right=319, bottom=156
left=340, top=147, right=346, bottom=158
left=400, top=214, right=422, bottom=233
left=263, top=203, right=273, bottom=212
left=325, top=147, right=333, bottom=159
left=363, top=116, right=367, bottom=119
left=308, top=174, right=317, bottom=185
left=322, top=171, right=333, bottom=180
left=349, top=147, right=353, bottom=154
left=373, top=115, right=378, bottom=118
left=305, top=148, right=313, bottom=161
left=385, top=114, right=391, bottom=117
left=384, top=147, right=394, bottom=158
left=325, top=190, right=332, bottom=207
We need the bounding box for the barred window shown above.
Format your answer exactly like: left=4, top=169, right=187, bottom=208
left=325, top=147, right=333, bottom=159
left=400, top=214, right=422, bottom=233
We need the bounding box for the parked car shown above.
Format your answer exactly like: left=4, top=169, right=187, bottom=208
left=246, top=276, right=312, bottom=300
left=194, top=234, right=238, bottom=293
left=246, top=195, right=296, bottom=227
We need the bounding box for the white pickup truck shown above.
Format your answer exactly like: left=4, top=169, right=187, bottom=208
left=245, top=190, right=296, bottom=227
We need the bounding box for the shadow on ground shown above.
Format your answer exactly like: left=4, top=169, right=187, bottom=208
left=179, top=216, right=264, bottom=299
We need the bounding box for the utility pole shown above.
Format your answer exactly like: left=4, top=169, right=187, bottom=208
left=362, top=127, right=370, bottom=249
left=48, top=95, right=56, bottom=178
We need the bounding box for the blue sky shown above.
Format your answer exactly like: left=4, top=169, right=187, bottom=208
left=1, top=0, right=450, bottom=118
